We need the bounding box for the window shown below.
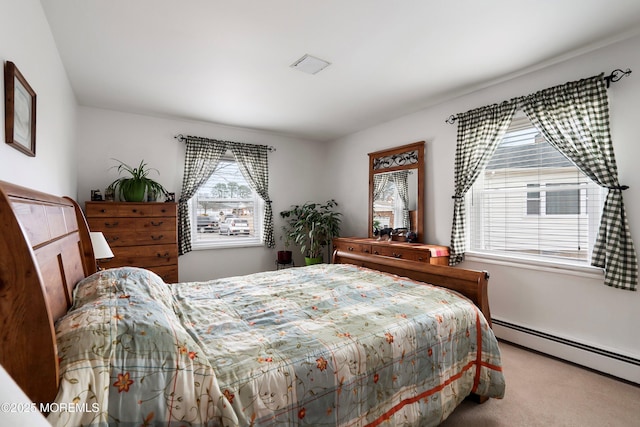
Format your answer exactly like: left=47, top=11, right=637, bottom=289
left=190, top=152, right=263, bottom=248
left=544, top=183, right=581, bottom=215
left=526, top=183, right=581, bottom=216
left=468, top=114, right=604, bottom=263
left=526, top=184, right=540, bottom=215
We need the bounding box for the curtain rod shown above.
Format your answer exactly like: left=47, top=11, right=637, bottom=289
left=174, top=134, right=276, bottom=152
left=445, top=68, right=632, bottom=124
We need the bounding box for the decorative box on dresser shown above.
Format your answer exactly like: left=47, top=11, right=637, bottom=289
left=333, top=237, right=450, bottom=266
left=85, top=202, right=179, bottom=283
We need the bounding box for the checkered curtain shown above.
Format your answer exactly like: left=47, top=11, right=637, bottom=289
left=390, top=171, right=411, bottom=229
left=228, top=142, right=275, bottom=248
left=449, top=101, right=519, bottom=265
left=178, top=140, right=227, bottom=255
left=521, top=74, right=637, bottom=290
left=373, top=173, right=390, bottom=201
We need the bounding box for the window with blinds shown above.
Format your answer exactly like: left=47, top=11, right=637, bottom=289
left=468, top=113, right=604, bottom=264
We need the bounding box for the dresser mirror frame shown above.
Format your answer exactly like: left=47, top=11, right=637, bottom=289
left=368, top=141, right=425, bottom=242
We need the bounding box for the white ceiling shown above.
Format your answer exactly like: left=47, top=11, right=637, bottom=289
left=40, top=0, right=640, bottom=142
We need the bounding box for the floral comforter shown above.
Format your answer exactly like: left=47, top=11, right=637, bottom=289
left=49, top=265, right=505, bottom=427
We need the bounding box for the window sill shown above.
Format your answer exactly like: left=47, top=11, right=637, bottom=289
left=463, top=251, right=605, bottom=280
left=191, top=238, right=264, bottom=250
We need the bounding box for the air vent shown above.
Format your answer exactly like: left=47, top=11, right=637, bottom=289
left=290, top=54, right=331, bottom=75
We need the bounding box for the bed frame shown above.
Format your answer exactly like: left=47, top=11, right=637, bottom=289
left=0, top=181, right=96, bottom=405
left=0, top=180, right=492, bottom=407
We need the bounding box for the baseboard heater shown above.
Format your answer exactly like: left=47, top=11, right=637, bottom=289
left=492, top=318, right=640, bottom=367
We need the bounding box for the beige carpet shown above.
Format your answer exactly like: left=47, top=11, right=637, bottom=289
left=440, top=341, right=640, bottom=427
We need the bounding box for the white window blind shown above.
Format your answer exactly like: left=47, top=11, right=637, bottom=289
left=468, top=113, right=604, bottom=264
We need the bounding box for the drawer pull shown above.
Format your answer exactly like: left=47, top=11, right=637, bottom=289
left=393, top=253, right=403, bottom=258
left=104, top=221, right=119, bottom=228
left=157, top=252, right=170, bottom=258
left=373, top=251, right=379, bottom=255
left=348, top=247, right=355, bottom=251
left=151, top=221, right=164, bottom=226
left=100, top=209, right=106, bottom=213
left=132, top=209, right=138, bottom=213
left=364, top=249, right=370, bottom=253
left=108, top=236, right=119, bottom=243
left=151, top=235, right=164, bottom=241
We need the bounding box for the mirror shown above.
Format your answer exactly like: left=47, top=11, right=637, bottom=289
left=368, top=141, right=424, bottom=242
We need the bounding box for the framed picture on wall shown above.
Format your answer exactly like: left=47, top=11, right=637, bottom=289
left=4, top=61, right=36, bottom=157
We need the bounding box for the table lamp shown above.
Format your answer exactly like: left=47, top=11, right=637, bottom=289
left=89, top=231, right=114, bottom=270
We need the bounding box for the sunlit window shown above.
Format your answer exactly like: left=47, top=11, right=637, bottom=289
left=190, top=152, right=263, bottom=248
left=468, top=114, right=604, bottom=264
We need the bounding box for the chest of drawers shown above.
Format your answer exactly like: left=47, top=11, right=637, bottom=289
left=333, top=237, right=449, bottom=266
left=85, top=202, right=179, bottom=282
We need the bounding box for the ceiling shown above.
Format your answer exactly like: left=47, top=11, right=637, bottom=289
left=40, top=0, right=640, bottom=142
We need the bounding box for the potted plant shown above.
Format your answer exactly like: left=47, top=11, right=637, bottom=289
left=277, top=228, right=293, bottom=264
left=107, top=159, right=168, bottom=202
left=277, top=226, right=293, bottom=264
left=280, top=199, right=342, bottom=265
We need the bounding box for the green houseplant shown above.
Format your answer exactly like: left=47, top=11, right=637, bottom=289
left=280, top=199, right=342, bottom=265
left=107, top=159, right=167, bottom=202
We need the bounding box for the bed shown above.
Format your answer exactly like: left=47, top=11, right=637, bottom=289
left=0, top=180, right=505, bottom=426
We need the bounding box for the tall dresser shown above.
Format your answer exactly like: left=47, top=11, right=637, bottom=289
left=85, top=202, right=179, bottom=283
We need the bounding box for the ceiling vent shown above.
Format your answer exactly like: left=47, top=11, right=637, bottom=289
left=290, top=54, right=331, bottom=75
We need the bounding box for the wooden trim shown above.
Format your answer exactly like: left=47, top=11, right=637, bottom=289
left=66, top=196, right=97, bottom=277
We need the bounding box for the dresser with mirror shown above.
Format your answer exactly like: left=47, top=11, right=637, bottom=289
left=334, top=141, right=450, bottom=265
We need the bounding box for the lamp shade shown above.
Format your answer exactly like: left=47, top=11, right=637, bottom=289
left=89, top=232, right=114, bottom=260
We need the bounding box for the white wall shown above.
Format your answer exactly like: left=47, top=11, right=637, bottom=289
left=327, top=34, right=640, bottom=381
left=76, top=107, right=328, bottom=281
left=0, top=0, right=77, bottom=196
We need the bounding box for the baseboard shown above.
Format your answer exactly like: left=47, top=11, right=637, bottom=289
left=492, top=318, right=640, bottom=385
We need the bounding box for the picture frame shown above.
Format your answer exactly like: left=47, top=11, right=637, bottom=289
left=4, top=61, right=36, bottom=157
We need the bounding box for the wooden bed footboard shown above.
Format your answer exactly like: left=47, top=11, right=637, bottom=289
left=332, top=249, right=492, bottom=326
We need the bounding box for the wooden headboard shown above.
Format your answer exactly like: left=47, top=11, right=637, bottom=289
left=0, top=181, right=95, bottom=404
